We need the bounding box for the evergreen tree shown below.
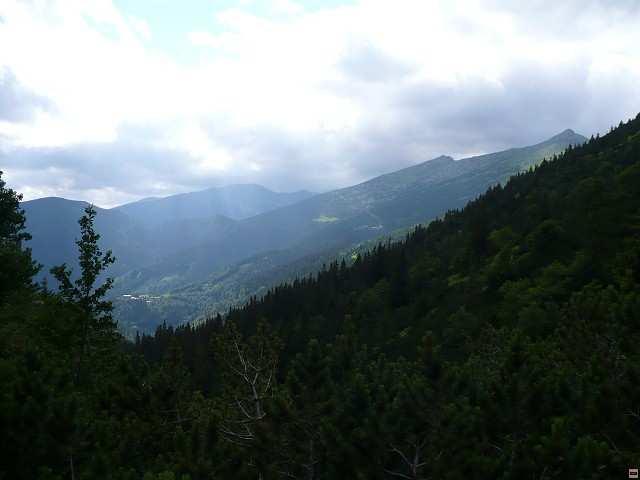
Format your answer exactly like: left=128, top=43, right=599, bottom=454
left=49, top=205, right=118, bottom=478
left=0, top=170, right=40, bottom=297
left=50, top=204, right=116, bottom=322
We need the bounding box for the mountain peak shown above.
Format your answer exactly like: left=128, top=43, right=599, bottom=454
left=22, top=196, right=91, bottom=208
left=427, top=155, right=455, bottom=165
left=546, top=128, right=585, bottom=144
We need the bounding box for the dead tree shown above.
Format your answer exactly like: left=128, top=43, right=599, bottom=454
left=384, top=438, right=430, bottom=480
left=213, top=320, right=281, bottom=477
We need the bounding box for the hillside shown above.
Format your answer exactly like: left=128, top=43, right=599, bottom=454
left=114, top=224, right=414, bottom=336
left=111, top=129, right=585, bottom=331
left=3, top=115, right=639, bottom=479
left=136, top=114, right=640, bottom=478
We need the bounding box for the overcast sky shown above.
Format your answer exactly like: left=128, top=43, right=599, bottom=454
left=1, top=0, right=639, bottom=207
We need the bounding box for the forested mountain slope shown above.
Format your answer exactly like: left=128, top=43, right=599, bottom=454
left=112, top=129, right=584, bottom=330
left=4, top=118, right=633, bottom=479
left=137, top=115, right=640, bottom=478
left=114, top=224, right=414, bottom=336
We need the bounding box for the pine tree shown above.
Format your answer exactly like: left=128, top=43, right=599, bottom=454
left=0, top=170, right=40, bottom=297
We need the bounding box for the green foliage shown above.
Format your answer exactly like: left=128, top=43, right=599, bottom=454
left=0, top=171, right=30, bottom=245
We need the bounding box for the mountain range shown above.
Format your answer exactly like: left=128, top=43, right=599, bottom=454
left=22, top=185, right=314, bottom=278
left=114, top=184, right=313, bottom=228
left=21, top=129, right=586, bottom=332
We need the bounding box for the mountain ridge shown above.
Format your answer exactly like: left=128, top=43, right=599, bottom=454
left=20, top=129, right=586, bottom=332
left=112, top=183, right=315, bottom=228
left=106, top=129, right=585, bottom=330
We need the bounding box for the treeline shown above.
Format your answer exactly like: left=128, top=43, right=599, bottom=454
left=1, top=113, right=640, bottom=479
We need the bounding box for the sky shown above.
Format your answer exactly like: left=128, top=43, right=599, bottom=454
left=1, top=0, right=639, bottom=208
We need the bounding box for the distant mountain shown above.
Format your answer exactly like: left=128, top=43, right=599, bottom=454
left=114, top=184, right=314, bottom=228
left=22, top=197, right=148, bottom=278
left=110, top=129, right=585, bottom=329
left=22, top=184, right=312, bottom=283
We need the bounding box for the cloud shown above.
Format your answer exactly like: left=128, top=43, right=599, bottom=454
left=0, top=68, right=52, bottom=122
left=0, top=0, right=639, bottom=207
left=339, top=42, right=414, bottom=83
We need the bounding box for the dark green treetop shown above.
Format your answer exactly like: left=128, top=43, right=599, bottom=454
left=0, top=170, right=40, bottom=297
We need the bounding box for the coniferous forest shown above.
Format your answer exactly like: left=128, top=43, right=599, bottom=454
left=3, top=114, right=640, bottom=478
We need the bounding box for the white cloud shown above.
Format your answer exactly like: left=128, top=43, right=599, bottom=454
left=126, top=15, right=151, bottom=41
left=1, top=0, right=639, bottom=206
left=271, top=0, right=304, bottom=16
